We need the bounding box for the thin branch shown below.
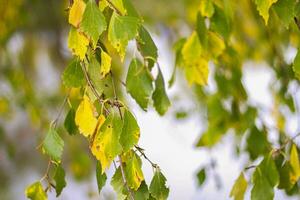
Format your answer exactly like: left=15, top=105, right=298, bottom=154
left=294, top=17, right=300, bottom=31
left=52, top=91, right=70, bottom=128
left=135, top=145, right=158, bottom=169
left=81, top=61, right=110, bottom=114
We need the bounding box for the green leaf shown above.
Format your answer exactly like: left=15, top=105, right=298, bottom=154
left=62, top=59, right=85, bottom=88
left=293, top=48, right=300, bottom=79
left=257, top=155, right=279, bottom=187
left=108, top=12, right=140, bottom=60
left=133, top=181, right=150, bottom=200
left=230, top=172, right=247, bottom=200
left=123, top=0, right=140, bottom=18
left=196, top=168, right=206, bottom=186
left=111, top=167, right=127, bottom=200
left=96, top=161, right=107, bottom=194
left=251, top=155, right=279, bottom=200
left=54, top=164, right=66, bottom=197
left=199, top=0, right=214, bottom=18
left=68, top=27, right=89, bottom=60
left=42, top=128, right=64, bottom=163
left=124, top=152, right=144, bottom=191
left=210, top=5, right=231, bottom=40
left=126, top=59, right=153, bottom=110
left=196, top=13, right=208, bottom=48
left=91, top=113, right=123, bottom=173
left=137, top=26, right=158, bottom=69
left=64, top=108, right=77, bottom=135
left=273, top=0, right=296, bottom=27
left=81, top=0, right=107, bottom=48
left=25, top=181, right=47, bottom=200
left=254, top=0, right=278, bottom=25
left=120, top=109, right=140, bottom=152
left=246, top=126, right=270, bottom=160
left=169, top=38, right=186, bottom=88
left=251, top=170, right=274, bottom=200
left=152, top=68, right=170, bottom=115
left=149, top=170, right=169, bottom=200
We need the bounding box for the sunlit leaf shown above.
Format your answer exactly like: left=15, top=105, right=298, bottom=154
left=199, top=0, right=214, bottom=18
left=91, top=113, right=123, bottom=173
left=25, top=181, right=47, bottom=200
left=124, top=151, right=144, bottom=190
left=108, top=12, right=140, bottom=60
left=69, top=0, right=86, bottom=27
left=100, top=50, right=112, bottom=78
left=68, top=27, right=89, bottom=60
left=75, top=95, right=98, bottom=137
left=254, top=0, right=278, bottom=24
left=230, top=172, right=247, bottom=200
left=182, top=32, right=209, bottom=86
left=290, top=144, right=300, bottom=183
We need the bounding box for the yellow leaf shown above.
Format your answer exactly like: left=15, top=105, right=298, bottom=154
left=99, top=0, right=109, bottom=11
left=290, top=144, right=300, bottom=183
left=254, top=0, right=278, bottom=25
left=230, top=172, right=247, bottom=200
left=100, top=50, right=112, bottom=78
left=69, top=0, right=86, bottom=27
left=68, top=27, right=89, bottom=60
left=207, top=31, right=225, bottom=58
left=199, top=0, right=214, bottom=18
left=123, top=151, right=144, bottom=190
left=75, top=95, right=98, bottom=137
left=182, top=32, right=209, bottom=86
left=91, top=114, right=123, bottom=173
left=185, top=58, right=209, bottom=85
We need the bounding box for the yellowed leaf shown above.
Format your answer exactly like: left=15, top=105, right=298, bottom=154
left=91, top=114, right=123, bottom=173
left=254, top=0, right=278, bottom=25
left=75, top=95, right=98, bottom=137
left=69, top=0, right=86, bottom=27
left=182, top=32, right=209, bottom=86
left=290, top=144, right=300, bottom=184
left=68, top=27, right=89, bottom=60
left=100, top=50, right=112, bottom=78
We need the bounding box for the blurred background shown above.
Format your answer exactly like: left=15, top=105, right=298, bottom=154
left=1, top=0, right=300, bottom=199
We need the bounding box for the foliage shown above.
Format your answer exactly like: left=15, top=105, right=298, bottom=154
left=1, top=0, right=300, bottom=199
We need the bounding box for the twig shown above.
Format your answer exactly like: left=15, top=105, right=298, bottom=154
left=52, top=91, right=70, bottom=128
left=294, top=17, right=300, bottom=31
left=134, top=145, right=158, bottom=169
left=80, top=62, right=110, bottom=114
